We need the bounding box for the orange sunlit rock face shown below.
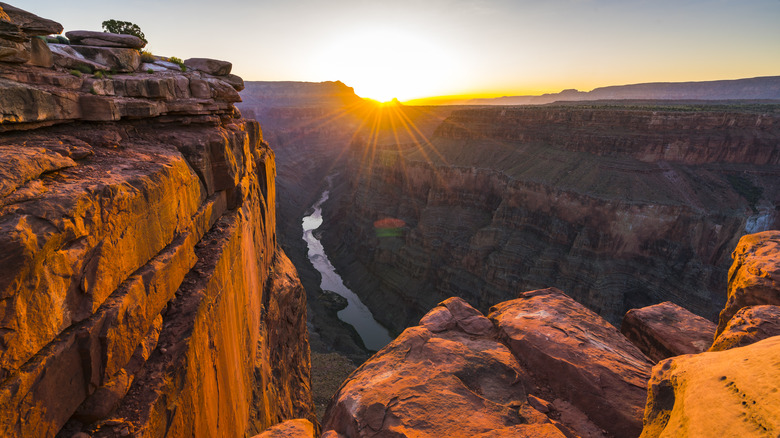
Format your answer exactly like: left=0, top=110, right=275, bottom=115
left=322, top=290, right=653, bottom=438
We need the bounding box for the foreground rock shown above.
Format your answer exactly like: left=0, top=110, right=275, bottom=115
left=621, top=301, right=715, bottom=362
left=322, top=290, right=652, bottom=438
left=185, top=57, right=232, bottom=75
left=716, top=230, right=780, bottom=336
left=710, top=305, right=780, bottom=351
left=641, top=335, right=780, bottom=437
left=491, top=288, right=653, bottom=437
left=252, top=419, right=316, bottom=438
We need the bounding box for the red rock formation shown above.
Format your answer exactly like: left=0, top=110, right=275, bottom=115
left=621, top=301, right=715, bottom=362
left=252, top=419, right=316, bottom=438
left=322, top=291, right=652, bottom=438
left=641, top=336, right=780, bottom=437
left=716, top=230, right=780, bottom=336
left=710, top=305, right=780, bottom=352
left=640, top=231, right=780, bottom=437
left=0, top=5, right=314, bottom=437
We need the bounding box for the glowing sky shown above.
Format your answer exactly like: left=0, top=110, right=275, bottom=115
left=11, top=0, right=780, bottom=101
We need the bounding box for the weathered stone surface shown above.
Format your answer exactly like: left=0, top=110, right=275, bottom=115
left=0, top=2, right=62, bottom=36
left=323, top=293, right=651, bottom=438
left=715, top=230, right=780, bottom=336
left=28, top=36, right=52, bottom=67
left=224, top=73, right=245, bottom=91
left=70, top=45, right=140, bottom=72
left=0, top=18, right=25, bottom=41
left=641, top=335, right=780, bottom=437
left=79, top=94, right=120, bottom=120
left=490, top=288, right=653, bottom=438
left=0, top=144, right=76, bottom=197
left=49, top=43, right=108, bottom=72
left=184, top=57, right=232, bottom=75
left=252, top=419, right=316, bottom=438
left=66, top=30, right=145, bottom=49
left=621, top=301, right=716, bottom=362
left=710, top=305, right=780, bottom=351
left=0, top=37, right=29, bottom=63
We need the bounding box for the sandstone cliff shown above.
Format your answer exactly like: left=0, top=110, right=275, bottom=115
left=0, top=5, right=313, bottom=437
left=321, top=106, right=780, bottom=332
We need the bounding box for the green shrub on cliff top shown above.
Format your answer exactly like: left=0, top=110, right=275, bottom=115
left=101, top=19, right=147, bottom=43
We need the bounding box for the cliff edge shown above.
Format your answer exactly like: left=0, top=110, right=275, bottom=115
left=0, top=4, right=314, bottom=437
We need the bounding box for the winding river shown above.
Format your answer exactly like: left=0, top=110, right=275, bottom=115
left=302, top=189, right=393, bottom=351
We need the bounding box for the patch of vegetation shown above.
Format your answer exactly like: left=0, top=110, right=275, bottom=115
left=69, top=69, right=82, bottom=77
left=75, top=64, right=93, bottom=74
left=90, top=86, right=97, bottom=95
left=727, top=174, right=763, bottom=212
left=101, top=19, right=147, bottom=43
left=93, top=71, right=104, bottom=79
left=147, top=68, right=154, bottom=74
left=168, top=56, right=186, bottom=72
left=140, top=50, right=155, bottom=63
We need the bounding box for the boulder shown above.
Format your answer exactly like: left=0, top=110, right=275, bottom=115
left=252, top=419, right=316, bottom=438
left=621, top=301, right=715, bottom=362
left=49, top=43, right=108, bottom=72
left=490, top=288, right=653, bottom=438
left=322, top=297, right=568, bottom=438
left=69, top=45, right=140, bottom=72
left=223, top=73, right=245, bottom=91
left=641, top=335, right=780, bottom=437
left=716, top=230, right=780, bottom=336
left=184, top=57, right=232, bottom=75
left=709, top=305, right=780, bottom=352
left=0, top=2, right=62, bottom=36
left=65, top=30, right=145, bottom=49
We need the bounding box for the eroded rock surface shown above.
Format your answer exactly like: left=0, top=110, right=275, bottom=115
left=716, top=230, right=780, bottom=336
left=0, top=4, right=314, bottom=437
left=710, top=305, right=780, bottom=352
left=322, top=291, right=651, bottom=438
left=621, top=301, right=715, bottom=362
left=641, top=336, right=780, bottom=438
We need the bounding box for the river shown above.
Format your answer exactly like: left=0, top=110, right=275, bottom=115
left=302, top=189, right=393, bottom=351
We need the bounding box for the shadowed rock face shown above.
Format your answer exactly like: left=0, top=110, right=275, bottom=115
left=621, top=301, right=716, bottom=362
left=322, top=290, right=652, bottom=438
left=321, top=106, right=780, bottom=332
left=0, top=5, right=314, bottom=437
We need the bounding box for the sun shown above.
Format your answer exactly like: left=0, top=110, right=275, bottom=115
left=313, top=27, right=459, bottom=102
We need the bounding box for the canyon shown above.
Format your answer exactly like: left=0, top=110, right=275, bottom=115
left=319, top=105, right=780, bottom=334
left=3, top=3, right=780, bottom=437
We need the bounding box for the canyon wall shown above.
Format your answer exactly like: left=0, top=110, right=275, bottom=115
left=0, top=6, right=313, bottom=437
left=322, top=106, right=780, bottom=332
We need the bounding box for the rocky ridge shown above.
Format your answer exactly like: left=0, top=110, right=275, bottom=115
left=320, top=231, right=780, bottom=438
left=0, top=4, right=313, bottom=437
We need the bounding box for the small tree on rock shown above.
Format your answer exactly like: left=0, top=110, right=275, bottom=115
left=101, top=19, right=147, bottom=43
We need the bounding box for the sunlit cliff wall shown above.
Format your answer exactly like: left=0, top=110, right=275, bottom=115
left=0, top=5, right=314, bottom=437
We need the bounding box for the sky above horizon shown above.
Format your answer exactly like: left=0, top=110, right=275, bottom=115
left=11, top=0, right=780, bottom=101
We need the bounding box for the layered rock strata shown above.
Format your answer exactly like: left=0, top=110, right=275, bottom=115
left=621, top=301, right=715, bottom=362
left=0, top=5, right=313, bottom=437
left=322, top=106, right=780, bottom=332
left=322, top=289, right=652, bottom=438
